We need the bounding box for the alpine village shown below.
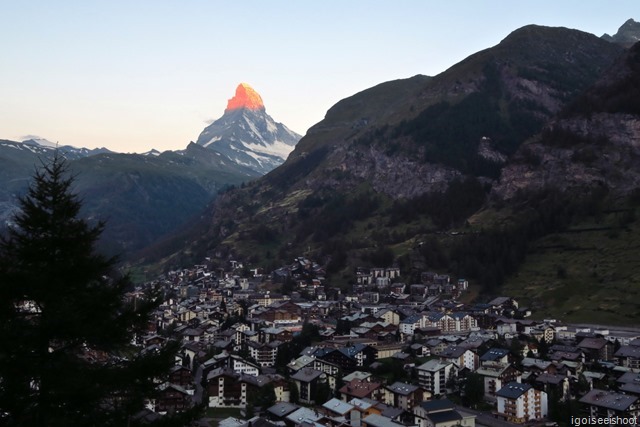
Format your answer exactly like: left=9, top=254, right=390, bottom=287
left=3, top=17, right=640, bottom=427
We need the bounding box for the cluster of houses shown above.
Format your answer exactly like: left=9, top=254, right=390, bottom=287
left=127, top=258, right=640, bottom=427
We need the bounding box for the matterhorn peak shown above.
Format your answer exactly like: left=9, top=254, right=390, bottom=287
left=225, top=83, right=265, bottom=112
left=195, top=83, right=301, bottom=175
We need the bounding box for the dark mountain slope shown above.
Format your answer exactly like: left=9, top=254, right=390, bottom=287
left=142, top=25, right=623, bottom=273
left=459, top=42, right=640, bottom=324
left=69, top=144, right=259, bottom=255
left=495, top=41, right=640, bottom=199
left=0, top=139, right=260, bottom=256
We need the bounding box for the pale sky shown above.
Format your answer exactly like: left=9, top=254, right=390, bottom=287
left=1, top=1, right=637, bottom=153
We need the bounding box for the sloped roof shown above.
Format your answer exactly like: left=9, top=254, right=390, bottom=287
left=420, top=398, right=455, bottom=413
left=322, top=398, right=354, bottom=415
left=580, top=389, right=637, bottom=411
left=417, top=359, right=452, bottom=372
left=480, top=348, right=509, bottom=361
left=496, top=382, right=532, bottom=399
left=267, top=402, right=299, bottom=418
left=291, top=368, right=324, bottom=383
left=578, top=337, right=608, bottom=350
left=386, top=381, right=419, bottom=395
left=428, top=410, right=463, bottom=424
left=362, top=414, right=405, bottom=427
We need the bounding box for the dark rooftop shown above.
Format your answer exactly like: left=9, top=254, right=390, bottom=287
left=496, top=382, right=532, bottom=399
left=579, top=389, right=638, bottom=411
left=420, top=398, right=456, bottom=413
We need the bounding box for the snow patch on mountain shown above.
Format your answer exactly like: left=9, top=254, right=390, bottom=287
left=241, top=139, right=296, bottom=160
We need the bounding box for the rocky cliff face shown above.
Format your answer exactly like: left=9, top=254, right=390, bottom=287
left=495, top=41, right=640, bottom=199
left=602, top=18, right=640, bottom=47
left=495, top=113, right=640, bottom=199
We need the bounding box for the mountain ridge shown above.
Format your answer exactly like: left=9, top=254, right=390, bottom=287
left=602, top=18, right=640, bottom=46
left=139, top=24, right=624, bottom=277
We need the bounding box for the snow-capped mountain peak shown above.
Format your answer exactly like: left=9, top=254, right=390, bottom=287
left=195, top=83, right=301, bottom=175
left=226, top=82, right=265, bottom=112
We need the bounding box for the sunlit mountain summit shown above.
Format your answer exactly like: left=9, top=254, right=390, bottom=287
left=195, top=83, right=301, bottom=174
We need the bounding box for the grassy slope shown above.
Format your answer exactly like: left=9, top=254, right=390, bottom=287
left=501, top=210, right=640, bottom=326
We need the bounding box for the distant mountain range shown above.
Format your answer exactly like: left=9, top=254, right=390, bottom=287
left=139, top=20, right=640, bottom=324
left=0, top=84, right=300, bottom=255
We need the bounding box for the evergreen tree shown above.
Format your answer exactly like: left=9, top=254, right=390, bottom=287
left=313, top=379, right=331, bottom=404
left=463, top=373, right=485, bottom=408
left=289, top=380, right=300, bottom=404
left=0, top=155, right=182, bottom=426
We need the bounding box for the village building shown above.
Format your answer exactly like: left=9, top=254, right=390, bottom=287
left=495, top=382, right=548, bottom=423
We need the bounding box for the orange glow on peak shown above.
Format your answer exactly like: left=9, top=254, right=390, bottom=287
left=225, top=83, right=265, bottom=112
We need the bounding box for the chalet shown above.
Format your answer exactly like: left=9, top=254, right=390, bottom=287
left=144, top=334, right=167, bottom=348
left=400, top=314, right=425, bottom=335
left=475, top=362, right=521, bottom=401
left=206, top=367, right=245, bottom=408
left=247, top=341, right=280, bottom=367
left=548, top=344, right=585, bottom=364
left=487, top=297, right=518, bottom=316
left=496, top=320, right=518, bottom=337
left=288, top=355, right=315, bottom=373
left=288, top=354, right=340, bottom=390
left=180, top=327, right=204, bottom=344
left=616, top=372, right=640, bottom=397
left=376, top=308, right=401, bottom=325
left=458, top=335, right=485, bottom=351
left=521, top=358, right=556, bottom=375
left=290, top=368, right=326, bottom=404
left=426, top=313, right=456, bottom=333
left=180, top=342, right=207, bottom=371
left=496, top=382, right=548, bottom=423
left=389, top=283, right=406, bottom=295
left=257, top=300, right=302, bottom=325
left=318, top=345, right=376, bottom=372
left=615, top=344, right=640, bottom=369
left=285, top=407, right=324, bottom=426
left=266, top=402, right=299, bottom=423
left=349, top=398, right=384, bottom=425
left=413, top=399, right=475, bottom=427
left=580, top=389, right=640, bottom=419
left=410, top=343, right=431, bottom=357
left=343, top=371, right=372, bottom=383
left=479, top=348, right=510, bottom=365
left=322, top=397, right=356, bottom=421
left=357, top=272, right=374, bottom=286
left=341, top=344, right=378, bottom=367
left=362, top=414, right=404, bottom=427
left=232, top=323, right=251, bottom=345
left=451, top=313, right=478, bottom=332
left=533, top=373, right=570, bottom=401
left=168, top=365, right=194, bottom=389
left=384, top=381, right=430, bottom=411
left=202, top=352, right=260, bottom=377
left=437, top=346, right=478, bottom=371
left=240, top=374, right=283, bottom=405
left=425, top=339, right=449, bottom=356
left=340, top=379, right=383, bottom=402
left=416, top=360, right=457, bottom=395
left=155, top=383, right=192, bottom=414
left=578, top=337, right=614, bottom=362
